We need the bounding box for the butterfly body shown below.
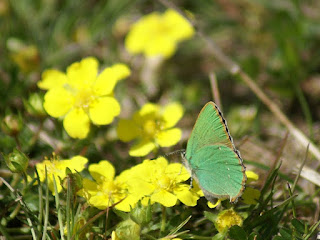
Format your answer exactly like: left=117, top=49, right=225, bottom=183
left=183, top=102, right=246, bottom=203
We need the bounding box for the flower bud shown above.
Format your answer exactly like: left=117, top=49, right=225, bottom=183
left=130, top=201, right=152, bottom=225
left=4, top=148, right=29, bottom=173
left=1, top=113, right=23, bottom=136
left=62, top=168, right=83, bottom=194
left=114, top=219, right=140, bottom=240
left=24, top=93, right=46, bottom=116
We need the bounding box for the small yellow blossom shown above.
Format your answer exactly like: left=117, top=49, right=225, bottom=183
left=125, top=9, right=194, bottom=58
left=123, top=157, right=200, bottom=207
left=208, top=199, right=222, bottom=209
left=36, top=155, right=88, bottom=193
left=117, top=102, right=183, bottom=156
left=7, top=38, right=40, bottom=73
left=38, top=57, right=130, bottom=139
left=215, top=209, right=243, bottom=233
left=78, top=160, right=139, bottom=212
left=246, top=170, right=259, bottom=183
left=241, top=170, right=260, bottom=204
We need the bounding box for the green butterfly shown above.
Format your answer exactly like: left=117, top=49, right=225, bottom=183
left=182, top=102, right=246, bottom=203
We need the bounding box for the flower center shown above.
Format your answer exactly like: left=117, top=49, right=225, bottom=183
left=143, top=117, right=164, bottom=139
left=101, top=180, right=126, bottom=197
left=144, top=119, right=157, bottom=136
left=156, top=175, right=172, bottom=191
left=74, top=88, right=96, bottom=109
left=46, top=161, right=63, bottom=175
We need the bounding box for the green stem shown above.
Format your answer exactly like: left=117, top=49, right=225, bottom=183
left=160, top=206, right=167, bottom=235
left=41, top=172, right=49, bottom=240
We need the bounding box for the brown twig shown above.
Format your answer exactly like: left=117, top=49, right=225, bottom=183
left=209, top=72, right=222, bottom=111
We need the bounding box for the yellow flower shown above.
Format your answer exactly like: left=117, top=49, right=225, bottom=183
left=215, top=209, right=243, bottom=233
left=117, top=102, right=183, bottom=156
left=38, top=57, right=130, bottom=139
left=241, top=170, right=260, bottom=204
left=125, top=9, right=194, bottom=58
left=78, top=160, right=139, bottom=212
left=123, top=157, right=200, bottom=207
left=207, top=199, right=222, bottom=209
left=246, top=170, right=259, bottom=183
left=7, top=38, right=40, bottom=73
left=35, top=155, right=88, bottom=193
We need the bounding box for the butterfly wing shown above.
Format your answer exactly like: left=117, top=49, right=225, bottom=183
left=184, top=102, right=246, bottom=202
left=186, top=102, right=234, bottom=161
left=190, top=145, right=246, bottom=202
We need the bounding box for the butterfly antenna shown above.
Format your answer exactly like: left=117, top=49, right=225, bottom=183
left=151, top=149, right=186, bottom=160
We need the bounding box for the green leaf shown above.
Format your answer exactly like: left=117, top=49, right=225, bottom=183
left=229, top=225, right=247, bottom=240
left=212, top=232, right=226, bottom=240
left=279, top=227, right=292, bottom=240
left=291, top=218, right=305, bottom=234
left=273, top=236, right=285, bottom=240
left=248, top=232, right=261, bottom=240
left=204, top=211, right=218, bottom=223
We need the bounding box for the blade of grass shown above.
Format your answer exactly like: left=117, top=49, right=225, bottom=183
left=35, top=168, right=43, bottom=237
left=292, top=144, right=309, bottom=193
left=304, top=219, right=320, bottom=240
left=287, top=182, right=296, bottom=218
left=70, top=198, right=125, bottom=240
left=41, top=168, right=49, bottom=240
left=0, top=177, right=38, bottom=240
left=66, top=176, right=72, bottom=240
left=53, top=175, right=65, bottom=240
left=168, top=215, right=192, bottom=236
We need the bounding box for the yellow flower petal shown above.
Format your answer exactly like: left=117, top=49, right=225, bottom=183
left=138, top=103, right=160, bottom=117
left=129, top=140, right=156, bottom=157
left=89, top=97, right=120, bottom=125
left=145, top=37, right=176, bottom=58
left=125, top=9, right=194, bottom=58
left=117, top=119, right=140, bottom=142
left=174, top=184, right=199, bottom=206
left=165, top=163, right=190, bottom=182
left=88, top=160, right=115, bottom=182
left=43, top=87, right=74, bottom=117
left=78, top=178, right=97, bottom=199
left=162, top=102, right=184, bottom=128
left=38, top=69, right=68, bottom=90
left=156, top=128, right=181, bottom=147
left=89, top=195, right=110, bottom=209
left=125, top=13, right=161, bottom=55
left=56, top=156, right=88, bottom=172
left=66, top=57, right=98, bottom=89
left=151, top=189, right=177, bottom=207
left=162, top=9, right=194, bottom=41
left=36, top=156, right=88, bottom=194
left=115, top=194, right=139, bottom=212
left=63, top=108, right=90, bottom=139
left=207, top=199, right=222, bottom=208
left=246, top=170, right=259, bottom=182
left=94, top=64, right=130, bottom=96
